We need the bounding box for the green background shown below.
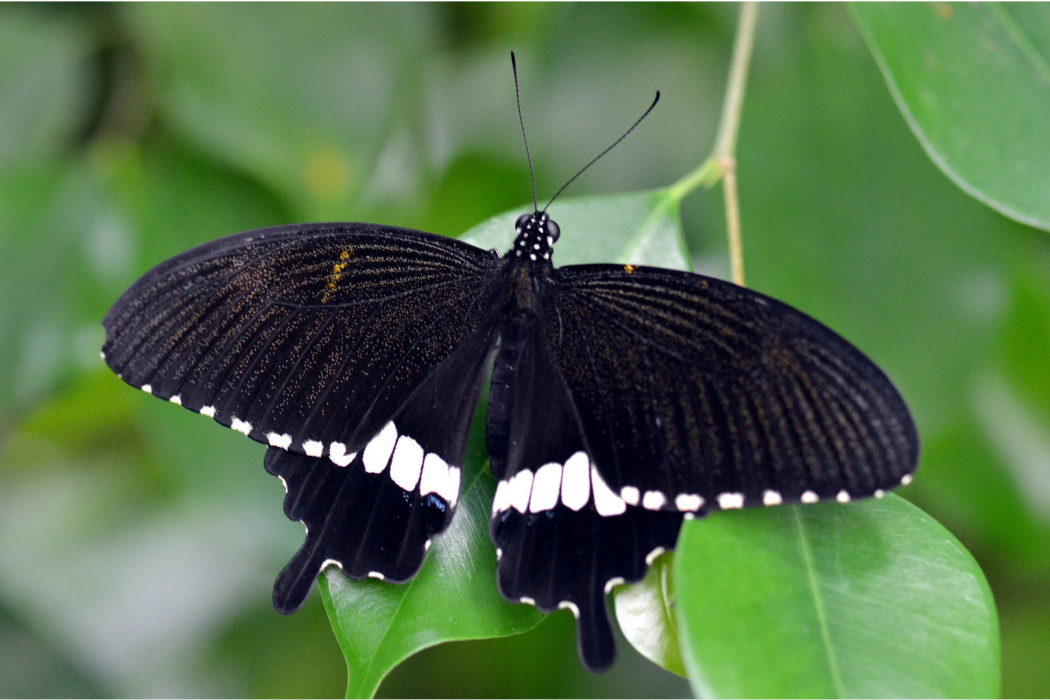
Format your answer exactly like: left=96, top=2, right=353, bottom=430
left=0, top=3, right=1047, bottom=697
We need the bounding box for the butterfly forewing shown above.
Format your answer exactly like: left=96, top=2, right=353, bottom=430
left=545, top=263, right=919, bottom=511
left=103, top=223, right=503, bottom=461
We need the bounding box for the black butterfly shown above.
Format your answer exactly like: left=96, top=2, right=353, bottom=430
left=101, top=63, right=918, bottom=674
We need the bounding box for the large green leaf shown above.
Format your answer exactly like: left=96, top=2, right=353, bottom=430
left=675, top=495, right=1000, bottom=698
left=852, top=3, right=1050, bottom=231
left=320, top=189, right=688, bottom=697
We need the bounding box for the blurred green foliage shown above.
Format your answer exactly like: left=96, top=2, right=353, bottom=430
left=0, top=3, right=1048, bottom=697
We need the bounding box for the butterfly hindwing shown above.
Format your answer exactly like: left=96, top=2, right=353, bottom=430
left=545, top=263, right=919, bottom=512
left=265, top=305, right=500, bottom=612
left=487, top=315, right=684, bottom=673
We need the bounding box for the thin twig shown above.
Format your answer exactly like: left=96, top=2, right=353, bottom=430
left=713, top=2, right=758, bottom=164
left=717, top=2, right=758, bottom=286
left=665, top=2, right=759, bottom=287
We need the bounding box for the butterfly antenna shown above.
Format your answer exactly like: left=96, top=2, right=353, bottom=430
left=512, top=52, right=540, bottom=213
left=542, top=90, right=660, bottom=213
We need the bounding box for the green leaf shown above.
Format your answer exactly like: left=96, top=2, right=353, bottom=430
left=852, top=3, right=1050, bottom=231
left=613, top=552, right=686, bottom=678
left=319, top=189, right=689, bottom=697
left=462, top=188, right=689, bottom=269
left=675, top=495, right=1000, bottom=698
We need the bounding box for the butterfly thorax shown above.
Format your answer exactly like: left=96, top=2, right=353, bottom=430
left=501, top=212, right=559, bottom=317
left=508, top=211, right=559, bottom=265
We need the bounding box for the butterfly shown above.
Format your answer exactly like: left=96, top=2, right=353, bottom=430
left=101, top=58, right=919, bottom=674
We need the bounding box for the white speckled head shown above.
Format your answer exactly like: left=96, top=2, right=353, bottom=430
left=511, top=212, right=560, bottom=264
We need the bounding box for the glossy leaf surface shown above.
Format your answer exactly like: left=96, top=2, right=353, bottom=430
left=853, top=3, right=1050, bottom=231
left=675, top=495, right=1000, bottom=698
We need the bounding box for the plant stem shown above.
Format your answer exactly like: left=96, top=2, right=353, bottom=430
left=713, top=2, right=758, bottom=166
left=667, top=2, right=758, bottom=287
left=718, top=2, right=758, bottom=286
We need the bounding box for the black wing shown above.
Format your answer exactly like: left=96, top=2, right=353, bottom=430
left=265, top=302, right=497, bottom=611
left=487, top=316, right=683, bottom=673
left=487, top=262, right=918, bottom=673
left=104, top=223, right=503, bottom=605
left=545, top=263, right=919, bottom=512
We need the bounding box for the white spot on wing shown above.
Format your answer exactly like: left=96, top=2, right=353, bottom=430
left=329, top=442, right=355, bottom=467
left=492, top=479, right=511, bottom=515
left=560, top=451, right=590, bottom=511
left=762, top=490, right=783, bottom=506
left=717, top=492, right=745, bottom=509
left=801, top=490, right=819, bottom=504
left=303, top=439, right=324, bottom=458
left=645, top=547, right=666, bottom=565
left=529, top=462, right=563, bottom=513
left=558, top=601, right=580, bottom=618
left=231, top=417, right=252, bottom=436
left=901, top=474, right=913, bottom=486
left=421, top=453, right=450, bottom=499
left=267, top=432, right=292, bottom=449
left=390, top=435, right=424, bottom=492
left=278, top=475, right=288, bottom=493
left=200, top=405, right=216, bottom=418
left=363, top=422, right=398, bottom=474
left=874, top=489, right=886, bottom=499
left=674, top=493, right=703, bottom=511
left=519, top=596, right=536, bottom=606
left=368, top=571, right=385, bottom=580
left=604, top=577, right=625, bottom=594
left=141, top=384, right=152, bottom=394
left=620, top=486, right=640, bottom=505
left=642, top=490, right=666, bottom=510
left=590, top=464, right=626, bottom=516
left=508, top=469, right=534, bottom=513
left=446, top=466, right=461, bottom=507
left=320, top=558, right=344, bottom=571
left=169, top=394, right=182, bottom=405
left=836, top=490, right=851, bottom=503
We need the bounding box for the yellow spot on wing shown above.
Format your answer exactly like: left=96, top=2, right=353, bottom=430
left=321, top=247, right=354, bottom=303
left=624, top=264, right=637, bottom=274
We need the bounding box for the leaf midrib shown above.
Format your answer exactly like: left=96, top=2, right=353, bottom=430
left=792, top=505, right=845, bottom=697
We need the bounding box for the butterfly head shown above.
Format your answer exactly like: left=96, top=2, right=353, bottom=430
left=512, top=211, right=560, bottom=264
